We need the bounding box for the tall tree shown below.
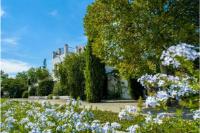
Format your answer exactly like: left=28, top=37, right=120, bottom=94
left=84, top=0, right=199, bottom=78
left=85, top=40, right=107, bottom=102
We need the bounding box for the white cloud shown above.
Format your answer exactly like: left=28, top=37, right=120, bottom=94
left=1, top=37, right=19, bottom=45
left=0, top=59, right=32, bottom=74
left=49, top=10, right=58, bottom=16
left=0, top=8, right=5, bottom=17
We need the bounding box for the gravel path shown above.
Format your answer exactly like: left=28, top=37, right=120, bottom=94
left=11, top=98, right=194, bottom=119
left=12, top=98, right=138, bottom=113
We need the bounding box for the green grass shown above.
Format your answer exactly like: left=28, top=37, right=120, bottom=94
left=91, top=109, right=145, bottom=131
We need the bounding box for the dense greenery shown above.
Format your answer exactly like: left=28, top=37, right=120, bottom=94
left=1, top=67, right=53, bottom=98
left=55, top=53, right=86, bottom=99
left=52, top=82, right=67, bottom=96
left=37, top=79, right=54, bottom=96
left=84, top=0, right=199, bottom=78
left=85, top=41, right=107, bottom=102
left=1, top=71, right=28, bottom=98
left=1, top=78, right=27, bottom=98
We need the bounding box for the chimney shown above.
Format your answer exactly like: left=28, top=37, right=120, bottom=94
left=64, top=44, right=68, bottom=55
left=58, top=48, right=62, bottom=55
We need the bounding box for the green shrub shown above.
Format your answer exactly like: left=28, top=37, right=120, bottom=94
left=54, top=96, right=60, bottom=99
left=53, top=82, right=67, bottom=96
left=38, top=79, right=54, bottom=96
left=47, top=94, right=53, bottom=99
left=54, top=53, right=86, bottom=99
left=22, top=91, right=28, bottom=98
left=29, top=86, right=37, bottom=96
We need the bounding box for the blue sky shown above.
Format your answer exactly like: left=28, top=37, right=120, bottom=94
left=1, top=0, right=93, bottom=76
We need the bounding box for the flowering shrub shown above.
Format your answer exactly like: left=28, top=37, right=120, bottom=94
left=138, top=43, right=199, bottom=108
left=115, top=43, right=199, bottom=132
left=118, top=105, right=138, bottom=120
left=160, top=43, right=199, bottom=68
left=0, top=99, right=122, bottom=133
left=1, top=99, right=200, bottom=133
left=118, top=105, right=199, bottom=133
left=193, top=109, right=200, bottom=120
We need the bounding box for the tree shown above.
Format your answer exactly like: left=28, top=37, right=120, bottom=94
left=27, top=67, right=52, bottom=96
left=53, top=81, right=67, bottom=96
left=1, top=70, right=8, bottom=80
left=85, top=40, right=107, bottom=102
left=55, top=53, right=86, bottom=99
left=84, top=0, right=199, bottom=78
left=38, top=79, right=54, bottom=96
left=1, top=78, right=27, bottom=98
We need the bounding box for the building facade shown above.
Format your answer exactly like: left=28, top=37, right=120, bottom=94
left=52, top=44, right=131, bottom=99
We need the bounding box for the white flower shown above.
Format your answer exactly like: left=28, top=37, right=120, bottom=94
left=111, top=122, right=121, bottom=129
left=118, top=109, right=132, bottom=120
left=102, top=122, right=113, bottom=133
left=76, top=122, right=84, bottom=131
left=153, top=117, right=163, bottom=125
left=29, top=127, right=41, bottom=133
left=20, top=117, right=29, bottom=124
left=125, top=105, right=137, bottom=114
left=193, top=109, right=200, bottom=120
left=158, top=80, right=165, bottom=87
left=168, top=89, right=178, bottom=98
left=145, top=96, right=158, bottom=107
left=156, top=112, right=174, bottom=119
left=5, top=116, right=16, bottom=123
left=42, top=129, right=52, bottom=133
left=160, top=43, right=199, bottom=68
left=156, top=91, right=169, bottom=102
left=91, top=120, right=101, bottom=132
left=145, top=113, right=152, bottom=123
left=127, top=125, right=139, bottom=133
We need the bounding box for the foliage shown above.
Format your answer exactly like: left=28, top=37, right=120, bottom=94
left=137, top=118, right=199, bottom=133
left=47, top=94, right=53, bottom=99
left=22, top=91, right=28, bottom=98
left=1, top=70, right=8, bottom=79
left=52, top=81, right=67, bottom=96
left=37, top=79, right=54, bottom=96
left=85, top=40, right=107, bottom=102
left=84, top=0, right=199, bottom=78
left=1, top=77, right=27, bottom=98
left=28, top=86, right=37, bottom=96
left=28, top=67, right=53, bottom=96
left=1, top=67, right=53, bottom=98
left=55, top=53, right=86, bottom=99
left=138, top=43, right=199, bottom=108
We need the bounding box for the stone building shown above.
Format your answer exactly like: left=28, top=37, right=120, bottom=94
left=52, top=44, right=131, bottom=99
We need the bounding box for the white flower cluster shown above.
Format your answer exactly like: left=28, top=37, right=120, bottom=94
left=119, top=108, right=175, bottom=133
left=118, top=105, right=138, bottom=120
left=138, top=73, right=179, bottom=88
left=144, top=112, right=174, bottom=125
left=160, top=43, right=199, bottom=68
left=138, top=73, right=198, bottom=107
left=1, top=100, right=121, bottom=133
left=126, top=124, right=139, bottom=133
left=193, top=109, right=200, bottom=120
left=145, top=91, right=170, bottom=107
